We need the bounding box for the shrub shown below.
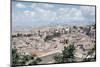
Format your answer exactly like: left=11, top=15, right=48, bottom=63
left=54, top=44, right=75, bottom=63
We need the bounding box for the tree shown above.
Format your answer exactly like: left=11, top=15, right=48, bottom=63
left=20, top=54, right=42, bottom=65
left=12, top=48, right=42, bottom=65
left=12, top=49, right=20, bottom=65
left=54, top=54, right=63, bottom=63
left=28, top=57, right=42, bottom=65
left=79, top=26, right=83, bottom=29
left=83, top=44, right=96, bottom=62
left=54, top=44, right=76, bottom=63
left=62, top=44, right=75, bottom=63
left=44, top=35, right=53, bottom=41
left=53, top=32, right=61, bottom=37
left=73, top=26, right=77, bottom=29
left=85, top=27, right=91, bottom=36
left=44, top=32, right=61, bottom=42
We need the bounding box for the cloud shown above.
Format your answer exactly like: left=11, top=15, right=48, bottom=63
left=80, top=6, right=95, bottom=16
left=56, top=7, right=84, bottom=22
left=16, top=3, right=26, bottom=8
left=16, top=3, right=85, bottom=23
left=30, top=3, right=36, bottom=8
left=12, top=14, right=36, bottom=27
left=17, top=10, right=35, bottom=17
left=13, top=2, right=95, bottom=27
left=69, top=8, right=84, bottom=20
left=41, top=3, right=54, bottom=8
left=79, top=6, right=95, bottom=22
left=15, top=5, right=85, bottom=24
left=35, top=7, right=57, bottom=22
left=23, top=10, right=35, bottom=16
left=31, top=3, right=54, bottom=9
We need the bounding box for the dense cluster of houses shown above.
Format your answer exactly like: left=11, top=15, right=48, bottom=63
left=12, top=24, right=96, bottom=62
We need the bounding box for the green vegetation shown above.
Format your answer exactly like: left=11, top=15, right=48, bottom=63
left=29, top=57, right=42, bottom=65
left=79, top=26, right=83, bottom=29
left=73, top=26, right=77, bottom=29
left=12, top=49, right=20, bottom=65
left=54, top=44, right=96, bottom=63
left=53, top=32, right=61, bottom=37
left=54, top=54, right=63, bottom=63
left=54, top=44, right=75, bottom=63
left=44, top=35, right=53, bottom=41
left=83, top=44, right=96, bottom=62
left=44, top=32, right=61, bottom=42
left=12, top=48, right=42, bottom=65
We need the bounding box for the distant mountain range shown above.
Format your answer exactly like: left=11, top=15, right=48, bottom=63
left=12, top=22, right=95, bottom=32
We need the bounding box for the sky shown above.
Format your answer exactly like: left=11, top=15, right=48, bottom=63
left=12, top=1, right=96, bottom=28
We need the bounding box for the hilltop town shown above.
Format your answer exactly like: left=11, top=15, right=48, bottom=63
left=12, top=24, right=96, bottom=64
